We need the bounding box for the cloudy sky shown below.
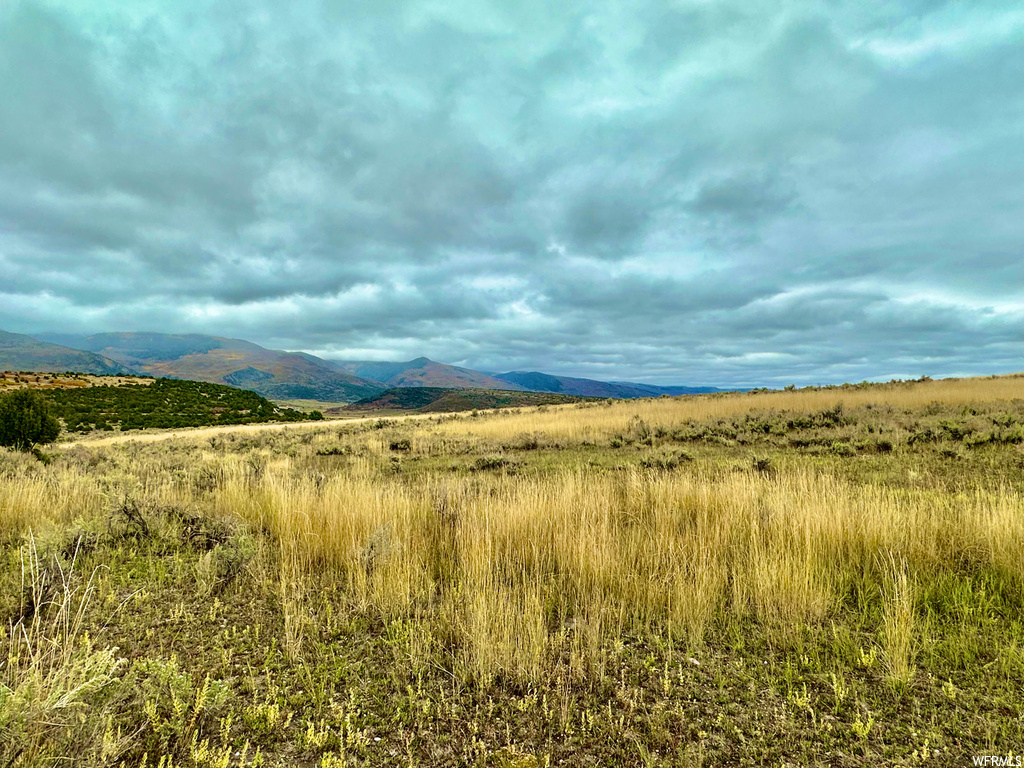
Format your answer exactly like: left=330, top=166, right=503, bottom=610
left=1, top=0, right=1021, bottom=387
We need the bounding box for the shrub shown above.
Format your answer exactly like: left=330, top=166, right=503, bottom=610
left=829, top=441, right=856, bottom=457
left=639, top=449, right=693, bottom=470
left=316, top=445, right=348, bottom=456
left=472, top=455, right=514, bottom=471
left=504, top=432, right=543, bottom=451
left=0, top=389, right=61, bottom=452
left=626, top=416, right=653, bottom=445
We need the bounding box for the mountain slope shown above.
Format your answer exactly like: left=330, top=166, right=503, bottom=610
left=37, top=332, right=385, bottom=402
left=332, top=357, right=526, bottom=391
left=495, top=371, right=722, bottom=399
left=0, top=330, right=129, bottom=375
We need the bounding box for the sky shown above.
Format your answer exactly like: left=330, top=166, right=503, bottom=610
left=1, top=0, right=1022, bottom=388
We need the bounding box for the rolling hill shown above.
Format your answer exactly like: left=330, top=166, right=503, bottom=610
left=0, top=330, right=129, bottom=375
left=344, top=387, right=587, bottom=413
left=37, top=332, right=384, bottom=402
left=40, top=377, right=313, bottom=432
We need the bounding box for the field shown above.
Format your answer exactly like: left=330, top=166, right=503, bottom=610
left=272, top=400, right=356, bottom=416
left=2, top=374, right=1024, bottom=765
left=0, top=372, right=155, bottom=394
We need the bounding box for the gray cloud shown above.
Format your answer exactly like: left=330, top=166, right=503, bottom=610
left=0, top=0, right=1021, bottom=387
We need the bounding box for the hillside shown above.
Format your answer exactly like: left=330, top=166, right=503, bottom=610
left=494, top=371, right=722, bottom=398
left=39, top=377, right=314, bottom=432
left=344, top=386, right=587, bottom=413
left=1, top=371, right=154, bottom=395
left=0, top=330, right=129, bottom=375
left=38, top=332, right=385, bottom=402
left=332, top=357, right=526, bottom=391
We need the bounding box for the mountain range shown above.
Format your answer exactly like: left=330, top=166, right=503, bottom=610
left=37, top=332, right=382, bottom=402
left=2, top=330, right=724, bottom=402
left=493, top=371, right=718, bottom=398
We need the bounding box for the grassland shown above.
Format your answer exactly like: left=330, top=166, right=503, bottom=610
left=271, top=400, right=355, bottom=416
left=2, top=374, right=1024, bottom=766
left=0, top=372, right=155, bottom=394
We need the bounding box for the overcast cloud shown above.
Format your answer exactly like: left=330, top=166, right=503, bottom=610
left=1, top=0, right=1021, bottom=387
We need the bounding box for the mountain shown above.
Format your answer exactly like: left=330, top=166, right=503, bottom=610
left=494, top=371, right=722, bottom=399
left=0, top=330, right=129, bottom=375
left=22, top=330, right=726, bottom=403
left=331, top=357, right=526, bottom=391
left=344, top=387, right=587, bottom=414
left=36, top=332, right=384, bottom=402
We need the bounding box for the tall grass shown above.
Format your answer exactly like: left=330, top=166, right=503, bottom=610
left=6, top=372, right=1024, bottom=686
left=0, top=539, right=125, bottom=765
left=203, top=457, right=1024, bottom=680
left=881, top=553, right=917, bottom=688
left=0, top=469, right=105, bottom=540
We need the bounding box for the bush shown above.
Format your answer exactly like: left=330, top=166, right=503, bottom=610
left=627, top=416, right=653, bottom=445
left=639, top=449, right=693, bottom=470
left=829, top=441, right=856, bottom=457
left=472, top=455, right=515, bottom=471
left=0, top=389, right=61, bottom=452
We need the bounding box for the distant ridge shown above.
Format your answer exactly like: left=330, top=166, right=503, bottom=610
left=331, top=357, right=526, bottom=391
left=0, top=330, right=128, bottom=375
left=494, top=371, right=722, bottom=399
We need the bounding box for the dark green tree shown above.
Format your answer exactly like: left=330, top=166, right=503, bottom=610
left=0, top=389, right=61, bottom=451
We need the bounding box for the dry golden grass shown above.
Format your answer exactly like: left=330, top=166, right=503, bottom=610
left=0, top=468, right=105, bottom=539
left=423, top=373, right=1024, bottom=443
left=6, top=371, right=1024, bottom=682
left=194, top=453, right=1024, bottom=680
